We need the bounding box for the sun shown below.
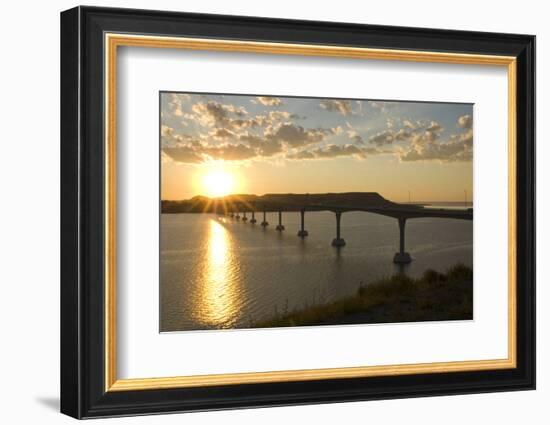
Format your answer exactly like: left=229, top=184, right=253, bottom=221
left=201, top=169, right=236, bottom=198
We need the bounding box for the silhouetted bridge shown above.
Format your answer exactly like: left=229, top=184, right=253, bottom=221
left=212, top=192, right=471, bottom=264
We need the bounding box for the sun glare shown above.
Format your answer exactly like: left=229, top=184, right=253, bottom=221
left=201, top=169, right=235, bottom=197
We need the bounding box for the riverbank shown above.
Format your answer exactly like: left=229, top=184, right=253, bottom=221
left=252, top=264, right=473, bottom=328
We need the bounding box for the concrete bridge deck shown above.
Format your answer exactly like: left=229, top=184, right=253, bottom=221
left=249, top=203, right=473, bottom=220
left=215, top=193, right=472, bottom=264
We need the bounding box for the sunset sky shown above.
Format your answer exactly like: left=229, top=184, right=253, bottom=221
left=161, top=92, right=473, bottom=202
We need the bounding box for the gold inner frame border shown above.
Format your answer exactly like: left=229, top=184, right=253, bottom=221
left=104, top=33, right=517, bottom=392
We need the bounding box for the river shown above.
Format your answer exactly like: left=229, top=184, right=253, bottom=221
left=160, top=208, right=473, bottom=331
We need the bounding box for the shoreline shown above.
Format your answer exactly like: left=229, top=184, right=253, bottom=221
left=251, top=264, right=473, bottom=328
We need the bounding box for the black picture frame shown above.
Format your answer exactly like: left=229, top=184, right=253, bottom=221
left=61, top=5, right=535, bottom=419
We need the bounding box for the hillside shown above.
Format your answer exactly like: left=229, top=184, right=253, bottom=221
left=161, top=192, right=416, bottom=213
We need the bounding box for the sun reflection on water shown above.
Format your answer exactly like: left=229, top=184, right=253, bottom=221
left=196, top=218, right=242, bottom=328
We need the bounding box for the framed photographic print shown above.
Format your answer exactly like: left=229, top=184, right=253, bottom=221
left=60, top=6, right=535, bottom=419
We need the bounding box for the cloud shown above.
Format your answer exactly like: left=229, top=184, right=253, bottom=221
left=191, top=101, right=248, bottom=127
left=251, top=96, right=283, bottom=106
left=399, top=128, right=473, bottom=162
left=287, top=144, right=385, bottom=161
left=161, top=126, right=203, bottom=149
left=312, top=144, right=366, bottom=158
left=452, top=128, right=473, bottom=147
left=458, top=114, right=473, bottom=129
left=161, top=125, right=174, bottom=137
left=395, top=120, right=471, bottom=162
left=258, top=140, right=284, bottom=157
left=237, top=132, right=285, bottom=156
left=346, top=128, right=364, bottom=144
left=403, top=119, right=417, bottom=130
left=209, top=128, right=236, bottom=140
left=185, top=97, right=301, bottom=134
left=287, top=150, right=315, bottom=160
left=163, top=119, right=372, bottom=164
left=345, top=122, right=366, bottom=144
left=162, top=102, right=343, bottom=163
left=167, top=93, right=190, bottom=117
left=320, top=100, right=354, bottom=116
left=163, top=146, right=204, bottom=164
left=393, top=129, right=412, bottom=142
left=400, top=141, right=471, bottom=162
left=203, top=143, right=258, bottom=161
left=332, top=126, right=344, bottom=135
left=228, top=117, right=263, bottom=130
left=367, top=123, right=442, bottom=148
left=162, top=121, right=338, bottom=163
left=368, top=101, right=397, bottom=113
left=238, top=133, right=263, bottom=147
left=265, top=110, right=296, bottom=122
left=162, top=93, right=473, bottom=165
left=161, top=150, right=173, bottom=164
left=411, top=130, right=440, bottom=145
left=267, top=123, right=332, bottom=148
left=164, top=142, right=258, bottom=164
left=369, top=130, right=395, bottom=146
left=426, top=121, right=443, bottom=132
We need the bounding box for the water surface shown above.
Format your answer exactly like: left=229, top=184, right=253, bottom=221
left=160, top=209, right=473, bottom=332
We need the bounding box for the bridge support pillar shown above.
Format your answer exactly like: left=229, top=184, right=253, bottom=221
left=229, top=212, right=234, bottom=218
left=250, top=211, right=257, bottom=223
left=261, top=210, right=269, bottom=227
left=297, top=209, right=308, bottom=237
left=235, top=212, right=241, bottom=220
left=331, top=212, right=346, bottom=247
left=276, top=211, right=285, bottom=231
left=393, top=217, right=412, bottom=264
left=242, top=211, right=248, bottom=222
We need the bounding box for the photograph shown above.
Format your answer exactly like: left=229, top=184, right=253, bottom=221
left=160, top=92, right=474, bottom=332
left=57, top=4, right=536, bottom=419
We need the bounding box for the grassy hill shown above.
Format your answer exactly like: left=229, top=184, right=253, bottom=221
left=250, top=263, right=473, bottom=328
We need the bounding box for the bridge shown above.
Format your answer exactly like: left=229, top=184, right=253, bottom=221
left=214, top=192, right=472, bottom=264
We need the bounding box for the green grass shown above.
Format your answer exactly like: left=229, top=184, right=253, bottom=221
left=251, top=263, right=473, bottom=328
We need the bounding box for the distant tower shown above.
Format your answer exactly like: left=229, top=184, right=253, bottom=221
left=408, top=190, right=411, bottom=203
